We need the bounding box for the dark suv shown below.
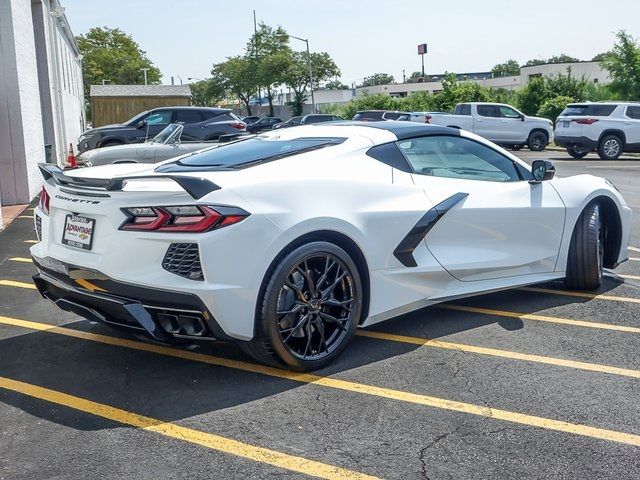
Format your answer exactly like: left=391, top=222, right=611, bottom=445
left=78, top=107, right=246, bottom=152
left=246, top=117, right=283, bottom=133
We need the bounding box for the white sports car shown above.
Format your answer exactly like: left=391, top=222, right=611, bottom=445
left=31, top=122, right=632, bottom=370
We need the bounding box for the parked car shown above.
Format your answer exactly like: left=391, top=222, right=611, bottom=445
left=77, top=124, right=241, bottom=167
left=33, top=122, right=631, bottom=370
left=242, top=116, right=260, bottom=124
left=426, top=103, right=554, bottom=151
left=246, top=117, right=283, bottom=133
left=77, top=107, right=246, bottom=152
left=300, top=114, right=343, bottom=124
left=352, top=110, right=409, bottom=121
left=273, top=116, right=303, bottom=130
left=555, top=102, right=640, bottom=159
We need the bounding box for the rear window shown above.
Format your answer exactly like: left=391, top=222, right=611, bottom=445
left=454, top=104, right=471, bottom=115
left=165, top=136, right=345, bottom=169
left=560, top=104, right=617, bottom=117
left=353, top=112, right=383, bottom=120
left=626, top=106, right=640, bottom=119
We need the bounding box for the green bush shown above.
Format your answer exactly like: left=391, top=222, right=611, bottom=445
left=537, top=95, right=574, bottom=121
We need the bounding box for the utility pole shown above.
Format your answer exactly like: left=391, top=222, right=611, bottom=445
left=253, top=10, right=261, bottom=106
left=141, top=68, right=150, bottom=85
left=403, top=69, right=406, bottom=83
left=275, top=33, right=316, bottom=113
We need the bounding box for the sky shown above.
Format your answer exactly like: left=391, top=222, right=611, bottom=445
left=63, top=0, right=640, bottom=86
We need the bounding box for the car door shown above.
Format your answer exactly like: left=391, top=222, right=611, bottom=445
left=497, top=105, right=525, bottom=142
left=473, top=104, right=503, bottom=141
left=624, top=106, right=640, bottom=145
left=397, top=135, right=565, bottom=281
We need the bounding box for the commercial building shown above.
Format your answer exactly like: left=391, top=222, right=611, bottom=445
left=0, top=0, right=84, bottom=218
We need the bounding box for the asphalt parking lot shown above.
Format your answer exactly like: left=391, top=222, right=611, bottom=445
left=1, top=151, right=639, bottom=479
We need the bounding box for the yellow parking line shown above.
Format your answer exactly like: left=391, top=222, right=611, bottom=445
left=24, top=240, right=38, bottom=244
left=439, top=304, right=640, bottom=334
left=628, top=246, right=640, bottom=253
left=520, top=287, right=640, bottom=304
left=9, top=257, right=32, bottom=263
left=0, top=376, right=377, bottom=480
left=1, top=315, right=639, bottom=447
left=355, top=330, right=640, bottom=379
left=0, top=280, right=36, bottom=290
left=630, top=257, right=640, bottom=261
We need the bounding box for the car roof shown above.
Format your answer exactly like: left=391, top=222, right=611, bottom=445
left=151, top=106, right=231, bottom=112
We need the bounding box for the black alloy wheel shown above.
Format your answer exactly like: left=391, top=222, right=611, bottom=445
left=243, top=242, right=362, bottom=371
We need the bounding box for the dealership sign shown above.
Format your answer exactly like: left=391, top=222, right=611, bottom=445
left=418, top=44, right=428, bottom=55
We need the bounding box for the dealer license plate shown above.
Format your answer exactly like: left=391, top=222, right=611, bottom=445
left=62, top=214, right=95, bottom=250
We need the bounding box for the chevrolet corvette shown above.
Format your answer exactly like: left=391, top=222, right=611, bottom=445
left=31, top=122, right=632, bottom=370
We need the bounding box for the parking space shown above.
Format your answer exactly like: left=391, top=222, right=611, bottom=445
left=1, top=153, right=639, bottom=479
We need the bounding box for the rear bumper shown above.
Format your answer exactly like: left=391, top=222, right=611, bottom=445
left=554, top=135, right=598, bottom=151
left=32, top=255, right=235, bottom=343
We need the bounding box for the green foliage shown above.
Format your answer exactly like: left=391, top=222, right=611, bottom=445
left=396, top=91, right=436, bottom=112
left=592, top=52, right=612, bottom=62
left=524, top=58, right=546, bottom=67
left=283, top=51, right=340, bottom=115
left=360, top=73, right=395, bottom=87
left=189, top=78, right=226, bottom=107
left=488, top=88, right=519, bottom=105
left=603, top=30, right=640, bottom=100
left=407, top=71, right=424, bottom=83
left=537, top=95, right=574, bottom=121
left=324, top=79, right=349, bottom=90
left=517, top=77, right=550, bottom=115
left=432, top=73, right=490, bottom=112
left=211, top=56, right=258, bottom=114
left=547, top=54, right=580, bottom=64
left=337, top=93, right=397, bottom=119
left=491, top=59, right=520, bottom=77
left=76, top=26, right=161, bottom=118
left=583, top=82, right=617, bottom=101
left=545, top=69, right=588, bottom=100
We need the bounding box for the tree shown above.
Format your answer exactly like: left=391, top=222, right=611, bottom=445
left=407, top=71, right=425, bottom=83
left=360, top=73, right=395, bottom=87
left=537, top=95, right=574, bottom=121
left=547, top=54, right=580, bottom=64
left=592, top=52, right=612, bottom=62
left=283, top=51, right=340, bottom=115
left=76, top=27, right=161, bottom=97
left=517, top=77, right=550, bottom=115
left=524, top=58, right=546, bottom=67
left=247, top=23, right=292, bottom=115
left=211, top=56, right=258, bottom=115
left=603, top=30, right=640, bottom=100
left=546, top=69, right=588, bottom=101
left=491, top=59, right=520, bottom=77
left=325, top=79, right=349, bottom=90
left=189, top=78, right=226, bottom=107
left=432, top=73, right=490, bottom=112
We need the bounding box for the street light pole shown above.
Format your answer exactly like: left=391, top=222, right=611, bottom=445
left=276, top=33, right=315, bottom=113
left=141, top=68, right=150, bottom=85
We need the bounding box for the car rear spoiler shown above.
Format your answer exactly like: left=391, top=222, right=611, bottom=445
left=38, top=163, right=220, bottom=200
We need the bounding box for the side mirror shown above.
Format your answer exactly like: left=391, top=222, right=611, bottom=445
left=136, top=120, right=147, bottom=129
left=519, top=114, right=525, bottom=121
left=530, top=160, right=555, bottom=183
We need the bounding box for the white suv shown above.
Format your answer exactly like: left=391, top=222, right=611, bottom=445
left=555, top=102, right=640, bottom=160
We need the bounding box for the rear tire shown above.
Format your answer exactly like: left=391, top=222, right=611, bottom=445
left=565, top=203, right=603, bottom=290
left=597, top=134, right=623, bottom=160
left=527, top=131, right=548, bottom=151
left=567, top=148, right=589, bottom=159
left=241, top=241, right=363, bottom=371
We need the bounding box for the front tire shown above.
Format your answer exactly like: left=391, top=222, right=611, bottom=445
left=242, top=242, right=363, bottom=371
left=565, top=203, right=603, bottom=290
left=527, top=131, right=549, bottom=151
left=567, top=148, right=589, bottom=159
left=597, top=134, right=623, bottom=160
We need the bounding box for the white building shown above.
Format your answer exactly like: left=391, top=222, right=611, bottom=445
left=0, top=0, right=84, bottom=212
left=353, top=61, right=609, bottom=98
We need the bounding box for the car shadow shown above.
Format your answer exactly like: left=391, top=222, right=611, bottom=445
left=0, top=274, right=631, bottom=433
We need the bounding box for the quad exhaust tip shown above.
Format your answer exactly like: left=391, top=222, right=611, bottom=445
left=156, top=312, right=208, bottom=337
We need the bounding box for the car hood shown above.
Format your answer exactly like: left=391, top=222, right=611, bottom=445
left=527, top=116, right=553, bottom=124
left=81, top=124, right=127, bottom=136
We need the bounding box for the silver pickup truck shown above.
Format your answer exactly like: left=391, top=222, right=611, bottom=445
left=425, top=102, right=554, bottom=151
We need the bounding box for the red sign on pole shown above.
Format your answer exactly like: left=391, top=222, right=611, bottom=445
left=418, top=44, right=428, bottom=55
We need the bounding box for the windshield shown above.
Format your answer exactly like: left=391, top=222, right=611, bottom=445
left=123, top=110, right=149, bottom=126
left=167, top=136, right=345, bottom=169
left=152, top=124, right=182, bottom=144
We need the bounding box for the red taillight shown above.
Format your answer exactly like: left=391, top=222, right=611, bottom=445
left=574, top=118, right=599, bottom=125
left=119, top=205, right=249, bottom=233
left=39, top=186, right=50, bottom=215
left=230, top=122, right=246, bottom=130
left=424, top=115, right=432, bottom=124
